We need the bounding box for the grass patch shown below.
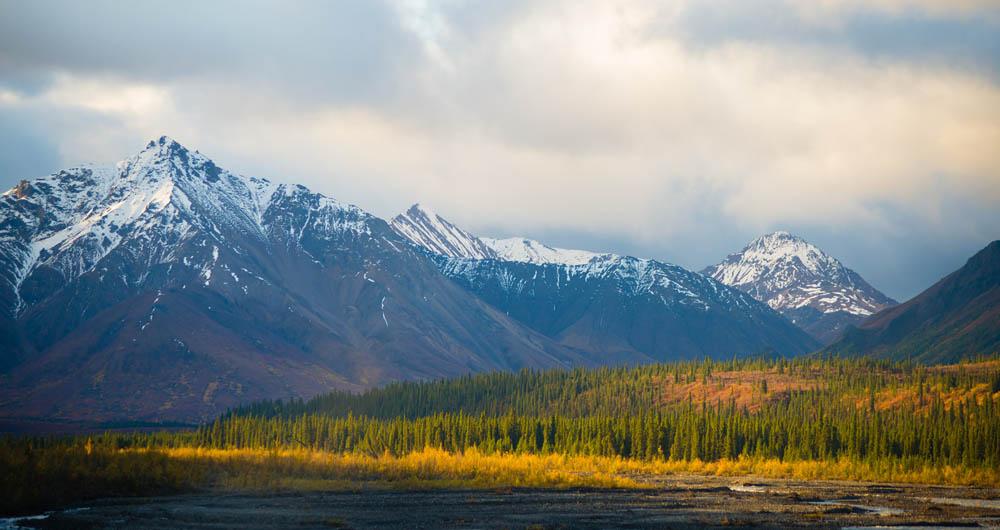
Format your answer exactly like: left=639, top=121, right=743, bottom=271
left=163, top=447, right=645, bottom=491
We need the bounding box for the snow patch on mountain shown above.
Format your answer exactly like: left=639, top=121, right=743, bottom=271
left=441, top=253, right=761, bottom=312
left=481, top=237, right=605, bottom=266
left=391, top=204, right=770, bottom=316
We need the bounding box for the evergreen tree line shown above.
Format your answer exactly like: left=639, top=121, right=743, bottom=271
left=208, top=356, right=1000, bottom=469
left=194, top=390, right=1000, bottom=467
left=8, top=357, right=997, bottom=471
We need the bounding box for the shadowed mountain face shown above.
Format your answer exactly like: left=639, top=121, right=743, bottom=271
left=703, top=232, right=896, bottom=344
left=0, top=138, right=582, bottom=422
left=436, top=256, right=820, bottom=362
left=826, top=240, right=1000, bottom=363
left=393, top=205, right=820, bottom=361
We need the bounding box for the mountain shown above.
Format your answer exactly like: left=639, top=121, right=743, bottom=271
left=390, top=204, right=601, bottom=265
left=826, top=240, right=1000, bottom=363
left=0, top=137, right=583, bottom=422
left=393, top=205, right=819, bottom=360
left=702, top=232, right=896, bottom=343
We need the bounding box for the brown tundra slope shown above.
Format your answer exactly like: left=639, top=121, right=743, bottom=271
left=826, top=240, right=1000, bottom=363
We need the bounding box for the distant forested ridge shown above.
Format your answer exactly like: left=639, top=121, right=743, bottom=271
left=199, top=357, right=1000, bottom=467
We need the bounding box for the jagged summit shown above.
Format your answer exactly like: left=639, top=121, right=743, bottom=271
left=710, top=231, right=844, bottom=287
left=391, top=203, right=496, bottom=260
left=703, top=232, right=896, bottom=343
left=145, top=135, right=183, bottom=151
left=407, top=202, right=436, bottom=217
left=122, top=136, right=224, bottom=184
left=131, top=136, right=206, bottom=170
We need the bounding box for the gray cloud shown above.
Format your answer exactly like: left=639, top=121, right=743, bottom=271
left=0, top=0, right=422, bottom=104
left=668, top=1, right=1000, bottom=80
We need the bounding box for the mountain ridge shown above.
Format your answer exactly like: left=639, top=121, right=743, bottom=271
left=0, top=137, right=584, bottom=422
left=825, top=240, right=1000, bottom=363
left=392, top=204, right=820, bottom=360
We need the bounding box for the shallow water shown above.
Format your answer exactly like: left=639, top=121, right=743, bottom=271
left=843, top=526, right=981, bottom=530
left=15, top=475, right=1000, bottom=529
left=0, top=514, right=48, bottom=530
left=809, top=500, right=905, bottom=516
left=728, top=484, right=769, bottom=493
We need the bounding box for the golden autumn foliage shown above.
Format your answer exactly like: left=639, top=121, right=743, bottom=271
left=5, top=442, right=999, bottom=516
left=161, top=447, right=642, bottom=491
left=161, top=447, right=1000, bottom=491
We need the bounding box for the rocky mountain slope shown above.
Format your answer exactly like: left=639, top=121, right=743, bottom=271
left=389, top=204, right=496, bottom=260
left=393, top=205, right=819, bottom=360
left=826, top=240, right=1000, bottom=363
left=703, top=232, right=896, bottom=343
left=0, top=138, right=583, bottom=422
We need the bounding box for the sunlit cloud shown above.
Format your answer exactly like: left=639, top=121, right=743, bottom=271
left=42, top=75, right=171, bottom=116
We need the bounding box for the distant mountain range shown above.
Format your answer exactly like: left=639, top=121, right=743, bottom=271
left=392, top=205, right=819, bottom=362
left=826, top=240, right=1000, bottom=363
left=0, top=138, right=583, bottom=422
left=0, top=137, right=995, bottom=423
left=703, top=232, right=897, bottom=343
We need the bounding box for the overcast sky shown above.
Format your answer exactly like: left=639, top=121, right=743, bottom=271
left=2, top=0, right=998, bottom=300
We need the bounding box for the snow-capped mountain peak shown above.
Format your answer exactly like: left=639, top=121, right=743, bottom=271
left=391, top=203, right=496, bottom=260
left=703, top=232, right=896, bottom=343
left=0, top=136, right=377, bottom=318
left=711, top=231, right=841, bottom=287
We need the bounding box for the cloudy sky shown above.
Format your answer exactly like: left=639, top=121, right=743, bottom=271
left=2, top=0, right=998, bottom=300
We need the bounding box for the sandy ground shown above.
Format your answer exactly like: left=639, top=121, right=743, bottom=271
left=10, top=473, right=1000, bottom=529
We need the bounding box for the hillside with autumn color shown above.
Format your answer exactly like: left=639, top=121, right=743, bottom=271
left=235, top=357, right=1000, bottom=420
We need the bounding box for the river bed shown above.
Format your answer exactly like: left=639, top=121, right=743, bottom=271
left=12, top=474, right=1000, bottom=529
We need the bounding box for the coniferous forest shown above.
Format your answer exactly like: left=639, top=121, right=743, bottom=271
left=209, top=356, right=1000, bottom=466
